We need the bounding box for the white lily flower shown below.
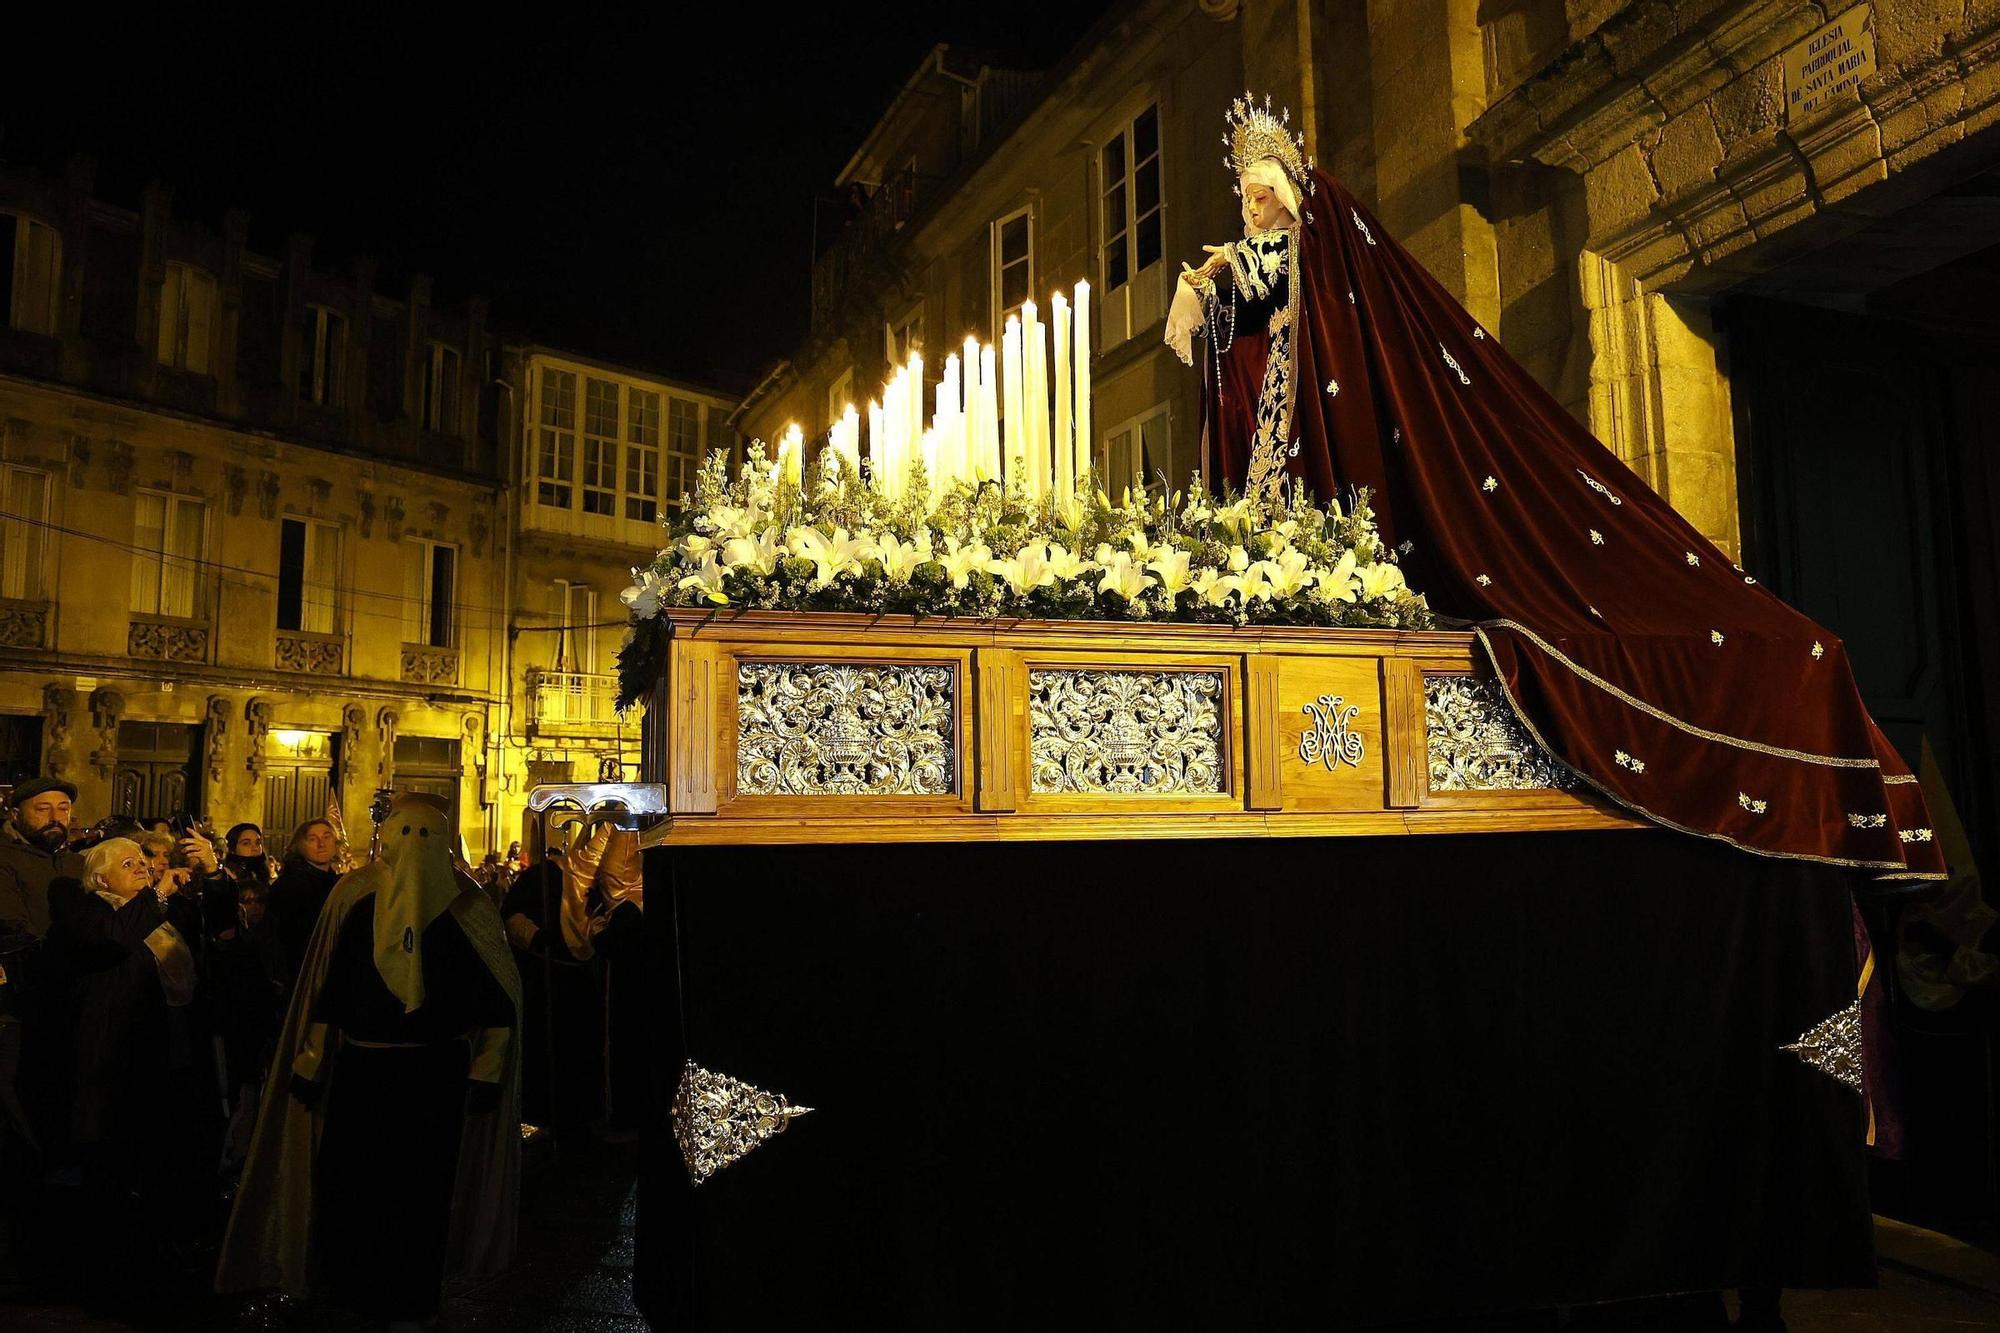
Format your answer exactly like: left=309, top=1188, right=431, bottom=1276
left=940, top=535, right=995, bottom=590
left=1097, top=550, right=1150, bottom=601
left=1214, top=498, right=1255, bottom=540
left=706, top=504, right=759, bottom=541
left=1264, top=547, right=1315, bottom=598
left=1146, top=547, right=1195, bottom=598
left=680, top=533, right=716, bottom=561
left=1230, top=561, right=1277, bottom=603
left=721, top=528, right=781, bottom=576
left=1358, top=561, right=1407, bottom=601
left=1226, top=545, right=1252, bottom=574
left=997, top=541, right=1058, bottom=597
left=675, top=551, right=729, bottom=606
left=1044, top=543, right=1097, bottom=582
left=1193, top=567, right=1232, bottom=607
left=788, top=526, right=871, bottom=588
left=619, top=569, right=666, bottom=618
left=874, top=530, right=933, bottom=584
left=1313, top=550, right=1359, bottom=604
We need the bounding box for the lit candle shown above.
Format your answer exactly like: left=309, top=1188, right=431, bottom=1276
left=779, top=422, right=804, bottom=489
left=937, top=354, right=960, bottom=491
left=840, top=404, right=861, bottom=482
left=1001, top=315, right=1023, bottom=489
left=958, top=338, right=980, bottom=485
left=1073, top=280, right=1092, bottom=485
left=866, top=399, right=884, bottom=494
left=897, top=365, right=914, bottom=499
left=978, top=342, right=1000, bottom=486
left=1025, top=299, right=1052, bottom=504
left=907, top=351, right=925, bottom=489
left=1051, top=292, right=1072, bottom=504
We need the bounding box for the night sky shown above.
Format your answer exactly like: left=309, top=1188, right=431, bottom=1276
left=8, top=6, right=1113, bottom=390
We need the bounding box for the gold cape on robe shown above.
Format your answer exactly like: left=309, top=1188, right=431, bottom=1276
left=213, top=856, right=524, bottom=1296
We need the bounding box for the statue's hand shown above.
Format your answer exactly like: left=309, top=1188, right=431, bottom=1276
left=1193, top=244, right=1231, bottom=280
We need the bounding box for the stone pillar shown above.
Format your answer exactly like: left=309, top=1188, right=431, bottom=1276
left=1578, top=251, right=1740, bottom=559
left=1360, top=0, right=1500, bottom=326
left=134, top=182, right=172, bottom=394
left=217, top=209, right=249, bottom=417
left=279, top=233, right=314, bottom=421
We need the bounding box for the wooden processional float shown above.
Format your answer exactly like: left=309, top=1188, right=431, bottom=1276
left=528, top=609, right=1642, bottom=846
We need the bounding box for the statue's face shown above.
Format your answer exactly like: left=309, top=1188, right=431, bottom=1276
left=1240, top=178, right=1291, bottom=232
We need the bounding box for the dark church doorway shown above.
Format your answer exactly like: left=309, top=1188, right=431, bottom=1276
left=1721, top=186, right=2000, bottom=1236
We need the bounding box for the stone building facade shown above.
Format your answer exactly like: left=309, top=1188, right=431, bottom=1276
left=0, top=159, right=739, bottom=856
left=734, top=26, right=1249, bottom=490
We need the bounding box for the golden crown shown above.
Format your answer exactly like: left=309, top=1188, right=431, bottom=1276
left=1222, top=91, right=1316, bottom=196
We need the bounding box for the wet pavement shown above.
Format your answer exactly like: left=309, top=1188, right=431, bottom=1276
left=6, top=1133, right=2000, bottom=1331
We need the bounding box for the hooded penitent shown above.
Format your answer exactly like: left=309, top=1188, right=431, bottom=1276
left=1179, top=93, right=1944, bottom=883
left=215, top=793, right=523, bottom=1296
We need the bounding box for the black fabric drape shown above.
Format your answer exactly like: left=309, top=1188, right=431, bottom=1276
left=637, top=831, right=1871, bottom=1330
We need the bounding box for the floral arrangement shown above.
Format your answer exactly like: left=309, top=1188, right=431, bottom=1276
left=615, top=443, right=1431, bottom=708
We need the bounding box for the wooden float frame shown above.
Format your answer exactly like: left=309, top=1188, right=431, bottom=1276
left=634, top=609, right=1641, bottom=845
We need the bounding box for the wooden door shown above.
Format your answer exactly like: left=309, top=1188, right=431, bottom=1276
left=112, top=721, right=202, bottom=820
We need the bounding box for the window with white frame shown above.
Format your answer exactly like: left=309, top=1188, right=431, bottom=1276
left=276, top=516, right=341, bottom=635
left=1100, top=403, right=1170, bottom=496
left=131, top=491, right=207, bottom=619
left=553, top=579, right=598, bottom=673
left=0, top=465, right=51, bottom=600
left=299, top=305, right=347, bottom=406
left=581, top=377, right=619, bottom=516
left=626, top=387, right=661, bottom=523
left=402, top=538, right=456, bottom=648
left=536, top=366, right=576, bottom=508
left=826, top=368, right=854, bottom=432
left=0, top=214, right=60, bottom=337
left=885, top=304, right=923, bottom=366
left=156, top=262, right=217, bottom=375
left=991, top=209, right=1032, bottom=328
left=1098, top=103, right=1168, bottom=346
left=667, top=397, right=701, bottom=514
left=422, top=342, right=461, bottom=433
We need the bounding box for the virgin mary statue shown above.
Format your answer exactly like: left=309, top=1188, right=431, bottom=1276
left=1168, top=92, right=1944, bottom=885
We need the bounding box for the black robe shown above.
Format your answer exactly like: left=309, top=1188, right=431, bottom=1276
left=304, top=896, right=513, bottom=1320
left=502, top=861, right=607, bottom=1129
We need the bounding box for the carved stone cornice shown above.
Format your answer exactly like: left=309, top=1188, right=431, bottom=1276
left=128, top=614, right=210, bottom=664
left=88, top=688, right=125, bottom=779
left=205, top=695, right=230, bottom=785
left=1467, top=0, right=1829, bottom=169
left=399, top=645, right=460, bottom=686
left=41, top=683, right=75, bottom=781
left=274, top=629, right=345, bottom=676
left=0, top=600, right=49, bottom=650
left=244, top=697, right=273, bottom=778
left=1471, top=2, right=2000, bottom=290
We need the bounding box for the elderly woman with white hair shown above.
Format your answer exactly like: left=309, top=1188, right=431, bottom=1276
left=44, top=836, right=222, bottom=1290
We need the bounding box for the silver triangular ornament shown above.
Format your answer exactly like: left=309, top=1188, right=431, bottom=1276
left=671, top=1059, right=813, bottom=1185
left=1781, top=998, right=1863, bottom=1094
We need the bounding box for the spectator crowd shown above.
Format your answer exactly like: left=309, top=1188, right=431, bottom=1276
left=0, top=774, right=627, bottom=1321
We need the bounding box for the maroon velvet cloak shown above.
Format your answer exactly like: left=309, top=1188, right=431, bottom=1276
left=1198, top=166, right=1944, bottom=883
